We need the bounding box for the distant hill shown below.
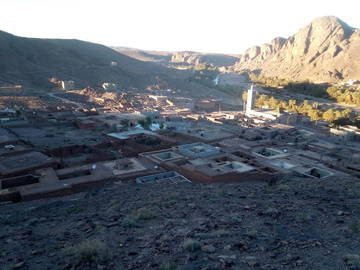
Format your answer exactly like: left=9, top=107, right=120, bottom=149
left=113, top=48, right=173, bottom=63
left=114, top=48, right=239, bottom=67
left=170, top=51, right=239, bottom=67
left=0, top=30, right=157, bottom=88
left=0, top=31, right=239, bottom=101
left=232, top=16, right=360, bottom=83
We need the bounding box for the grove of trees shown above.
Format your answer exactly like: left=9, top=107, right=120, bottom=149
left=254, top=94, right=357, bottom=125
left=326, top=85, right=360, bottom=106
left=249, top=72, right=360, bottom=106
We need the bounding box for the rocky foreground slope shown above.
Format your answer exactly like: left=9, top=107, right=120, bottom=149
left=233, top=16, right=360, bottom=83
left=1, top=177, right=360, bottom=270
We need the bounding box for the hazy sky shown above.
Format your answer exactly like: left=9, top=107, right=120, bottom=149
left=1, top=0, right=359, bottom=54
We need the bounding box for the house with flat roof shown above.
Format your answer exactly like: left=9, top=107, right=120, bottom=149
left=0, top=151, right=57, bottom=179
left=136, top=171, right=190, bottom=184
left=0, top=157, right=162, bottom=203
left=176, top=142, right=221, bottom=158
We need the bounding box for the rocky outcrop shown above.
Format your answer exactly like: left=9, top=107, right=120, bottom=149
left=238, top=37, right=287, bottom=63
left=171, top=51, right=203, bottom=65
left=233, top=16, right=360, bottom=82
left=171, top=51, right=239, bottom=67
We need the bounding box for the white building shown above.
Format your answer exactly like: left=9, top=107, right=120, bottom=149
left=149, top=95, right=168, bottom=102
left=60, top=81, right=75, bottom=91
left=102, top=83, right=117, bottom=91
left=246, top=84, right=255, bottom=114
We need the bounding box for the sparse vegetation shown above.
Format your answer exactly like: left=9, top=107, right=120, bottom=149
left=0, top=215, right=22, bottom=225
left=137, top=117, right=153, bottom=130
left=133, top=208, right=156, bottom=220
left=183, top=239, right=201, bottom=252
left=160, top=261, right=179, bottom=270
left=66, top=207, right=85, bottom=215
left=1, top=176, right=360, bottom=269
left=120, top=119, right=130, bottom=130
left=66, top=239, right=110, bottom=265
left=295, top=213, right=312, bottom=224
left=348, top=221, right=360, bottom=234
left=343, top=254, right=360, bottom=270
left=121, top=217, right=141, bottom=228
left=122, top=207, right=156, bottom=228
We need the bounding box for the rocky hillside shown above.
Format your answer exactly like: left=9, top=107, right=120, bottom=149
left=0, top=30, right=157, bottom=88
left=0, top=31, right=241, bottom=101
left=1, top=177, right=360, bottom=270
left=0, top=31, right=228, bottom=99
left=233, top=16, right=360, bottom=83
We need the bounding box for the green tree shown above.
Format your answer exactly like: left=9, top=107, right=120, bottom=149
left=138, top=117, right=153, bottom=130
left=120, top=119, right=130, bottom=130
left=322, top=109, right=336, bottom=122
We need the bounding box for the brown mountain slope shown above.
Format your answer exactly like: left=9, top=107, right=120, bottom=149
left=233, top=16, right=360, bottom=83
left=0, top=30, right=162, bottom=88
left=0, top=30, right=233, bottom=100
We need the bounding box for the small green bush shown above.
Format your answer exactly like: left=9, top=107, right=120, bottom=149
left=183, top=239, right=201, bottom=252
left=349, top=221, right=360, bottom=234
left=160, top=261, right=178, bottom=270
left=66, top=239, right=110, bottom=265
left=133, top=208, right=156, bottom=220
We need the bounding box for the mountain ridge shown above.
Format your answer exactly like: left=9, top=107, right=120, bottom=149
left=233, top=16, right=360, bottom=82
left=0, top=30, right=163, bottom=88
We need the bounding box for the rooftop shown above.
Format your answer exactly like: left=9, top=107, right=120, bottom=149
left=176, top=142, right=221, bottom=158
left=136, top=171, right=191, bottom=184
left=253, top=147, right=289, bottom=159
left=0, top=151, right=55, bottom=177
left=107, top=130, right=156, bottom=140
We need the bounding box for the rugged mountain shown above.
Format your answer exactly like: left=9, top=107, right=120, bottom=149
left=233, top=16, right=360, bottom=82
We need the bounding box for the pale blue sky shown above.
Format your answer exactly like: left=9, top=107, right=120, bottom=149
left=1, top=0, right=359, bottom=54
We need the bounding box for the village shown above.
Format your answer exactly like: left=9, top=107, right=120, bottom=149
left=0, top=83, right=360, bottom=204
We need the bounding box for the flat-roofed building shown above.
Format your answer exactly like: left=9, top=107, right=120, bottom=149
left=176, top=142, right=221, bottom=158
left=0, top=157, right=162, bottom=203
left=0, top=151, right=57, bottom=178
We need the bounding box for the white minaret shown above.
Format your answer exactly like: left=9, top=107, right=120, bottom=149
left=246, top=84, right=255, bottom=114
